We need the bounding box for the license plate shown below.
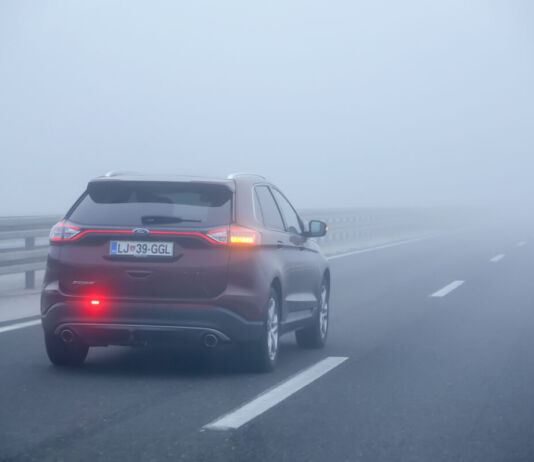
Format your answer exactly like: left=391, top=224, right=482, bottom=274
left=109, top=241, right=173, bottom=257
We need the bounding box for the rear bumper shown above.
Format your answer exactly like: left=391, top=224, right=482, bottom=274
left=41, top=301, right=264, bottom=346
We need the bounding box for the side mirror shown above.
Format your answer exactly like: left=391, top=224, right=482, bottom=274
left=303, top=220, right=328, bottom=238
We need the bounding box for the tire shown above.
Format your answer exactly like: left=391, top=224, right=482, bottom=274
left=241, top=288, right=280, bottom=373
left=45, top=333, right=89, bottom=367
left=296, top=281, right=329, bottom=349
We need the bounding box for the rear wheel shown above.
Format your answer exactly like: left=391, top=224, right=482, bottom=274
left=296, top=281, right=329, bottom=349
left=242, top=288, right=280, bottom=372
left=45, top=334, right=89, bottom=367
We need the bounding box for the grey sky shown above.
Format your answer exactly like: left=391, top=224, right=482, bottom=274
left=1, top=1, right=533, bottom=215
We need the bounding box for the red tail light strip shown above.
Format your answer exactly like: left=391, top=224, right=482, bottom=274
left=53, top=228, right=226, bottom=245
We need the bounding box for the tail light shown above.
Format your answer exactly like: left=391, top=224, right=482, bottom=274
left=89, top=299, right=102, bottom=310
left=205, top=228, right=228, bottom=244
left=49, top=221, right=81, bottom=242
left=205, top=227, right=259, bottom=246
left=87, top=298, right=104, bottom=313
left=229, top=226, right=259, bottom=245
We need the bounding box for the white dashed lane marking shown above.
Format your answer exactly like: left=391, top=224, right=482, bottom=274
left=203, top=356, right=348, bottom=431
left=0, top=319, right=41, bottom=334
left=490, top=254, right=505, bottom=262
left=430, top=281, right=465, bottom=298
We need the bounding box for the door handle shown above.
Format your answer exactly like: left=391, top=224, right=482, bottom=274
left=277, top=240, right=283, bottom=249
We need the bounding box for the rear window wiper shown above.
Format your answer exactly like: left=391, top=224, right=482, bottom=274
left=141, top=215, right=202, bottom=225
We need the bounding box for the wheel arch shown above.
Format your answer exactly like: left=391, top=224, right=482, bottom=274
left=270, top=277, right=283, bottom=319
left=323, top=268, right=331, bottom=291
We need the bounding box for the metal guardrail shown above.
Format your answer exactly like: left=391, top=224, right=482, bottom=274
left=0, top=216, right=60, bottom=288
left=0, top=208, right=464, bottom=290
left=300, top=207, right=463, bottom=249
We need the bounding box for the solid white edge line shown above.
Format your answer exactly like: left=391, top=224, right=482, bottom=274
left=490, top=254, right=505, bottom=262
left=326, top=236, right=431, bottom=261
left=0, top=319, right=41, bottom=334
left=203, top=356, right=348, bottom=431
left=430, top=280, right=465, bottom=298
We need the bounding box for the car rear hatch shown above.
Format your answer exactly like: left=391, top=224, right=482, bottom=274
left=53, top=179, right=233, bottom=300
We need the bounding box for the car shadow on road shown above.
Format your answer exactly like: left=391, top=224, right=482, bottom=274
left=47, top=339, right=308, bottom=379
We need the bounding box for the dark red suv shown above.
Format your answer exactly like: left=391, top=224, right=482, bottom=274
left=41, top=173, right=329, bottom=371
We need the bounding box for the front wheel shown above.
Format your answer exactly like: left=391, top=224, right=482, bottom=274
left=241, top=288, right=280, bottom=373
left=296, top=282, right=329, bottom=349
left=45, top=334, right=89, bottom=367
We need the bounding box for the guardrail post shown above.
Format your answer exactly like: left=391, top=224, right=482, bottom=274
left=25, top=237, right=35, bottom=289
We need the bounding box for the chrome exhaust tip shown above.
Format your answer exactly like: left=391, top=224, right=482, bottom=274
left=203, top=333, right=218, bottom=348
left=60, top=329, right=75, bottom=344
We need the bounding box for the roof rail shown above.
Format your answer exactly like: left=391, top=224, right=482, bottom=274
left=103, top=170, right=139, bottom=177
left=227, top=172, right=266, bottom=180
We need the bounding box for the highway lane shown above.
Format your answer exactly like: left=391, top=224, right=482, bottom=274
left=0, top=228, right=533, bottom=461
left=199, top=233, right=534, bottom=462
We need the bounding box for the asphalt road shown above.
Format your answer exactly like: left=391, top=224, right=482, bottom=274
left=1, top=228, right=534, bottom=462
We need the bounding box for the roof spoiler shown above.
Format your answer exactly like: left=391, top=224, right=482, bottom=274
left=103, top=171, right=140, bottom=178
left=227, top=172, right=266, bottom=180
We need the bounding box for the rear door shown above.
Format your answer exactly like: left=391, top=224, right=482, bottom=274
left=58, top=180, right=233, bottom=300
left=270, top=187, right=321, bottom=319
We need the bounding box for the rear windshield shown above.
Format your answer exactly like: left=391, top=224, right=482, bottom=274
left=67, top=181, right=232, bottom=227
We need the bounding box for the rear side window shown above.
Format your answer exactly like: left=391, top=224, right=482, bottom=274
left=271, top=188, right=302, bottom=234
left=68, top=181, right=232, bottom=227
left=255, top=186, right=285, bottom=231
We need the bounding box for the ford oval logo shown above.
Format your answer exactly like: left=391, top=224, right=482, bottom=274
left=133, top=228, right=150, bottom=235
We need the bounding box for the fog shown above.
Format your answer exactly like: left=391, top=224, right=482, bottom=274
left=0, top=1, right=533, bottom=216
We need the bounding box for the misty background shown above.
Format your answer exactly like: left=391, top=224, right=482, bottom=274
left=0, top=1, right=532, bottom=216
